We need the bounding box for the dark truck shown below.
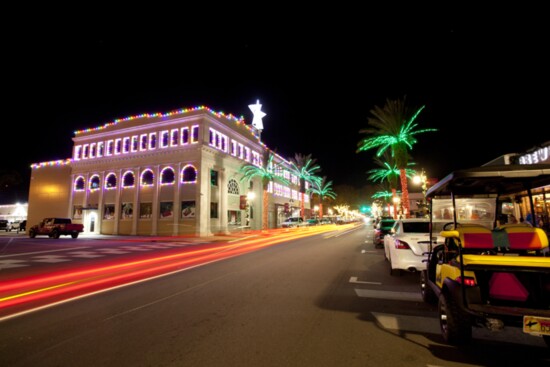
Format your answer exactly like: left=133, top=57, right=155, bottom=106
left=420, top=164, right=550, bottom=347
left=29, top=218, right=84, bottom=239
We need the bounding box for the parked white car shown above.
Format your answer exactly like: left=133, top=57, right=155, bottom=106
left=281, top=217, right=305, bottom=228
left=384, top=218, right=444, bottom=276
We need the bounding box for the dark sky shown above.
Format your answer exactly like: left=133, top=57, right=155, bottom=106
left=2, top=9, right=548, bottom=203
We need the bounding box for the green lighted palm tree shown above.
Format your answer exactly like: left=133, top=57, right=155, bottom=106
left=367, top=153, right=416, bottom=218
left=307, top=176, right=337, bottom=218
left=240, top=150, right=289, bottom=230
left=357, top=96, right=437, bottom=217
left=288, top=153, right=322, bottom=219
left=372, top=182, right=399, bottom=218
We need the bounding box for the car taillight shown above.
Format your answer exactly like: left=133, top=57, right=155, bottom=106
left=395, top=240, right=410, bottom=249
left=455, top=276, right=476, bottom=287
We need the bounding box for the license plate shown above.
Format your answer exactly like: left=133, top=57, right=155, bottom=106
left=523, top=315, right=550, bottom=336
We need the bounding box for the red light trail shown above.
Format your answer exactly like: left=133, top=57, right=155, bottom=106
left=0, top=224, right=359, bottom=320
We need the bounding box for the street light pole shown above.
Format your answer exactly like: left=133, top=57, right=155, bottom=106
left=413, top=169, right=428, bottom=218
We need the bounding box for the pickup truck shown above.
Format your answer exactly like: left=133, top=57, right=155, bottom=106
left=29, top=218, right=84, bottom=239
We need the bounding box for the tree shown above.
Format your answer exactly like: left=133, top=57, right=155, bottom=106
left=307, top=176, right=337, bottom=218
left=367, top=153, right=416, bottom=218
left=372, top=182, right=399, bottom=218
left=240, top=150, right=289, bottom=230
left=288, top=153, right=321, bottom=219
left=357, top=96, right=437, bottom=217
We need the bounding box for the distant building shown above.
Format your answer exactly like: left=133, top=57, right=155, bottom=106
left=27, top=106, right=310, bottom=236
left=0, top=203, right=28, bottom=222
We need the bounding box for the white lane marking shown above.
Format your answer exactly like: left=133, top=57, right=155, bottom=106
left=32, top=255, right=72, bottom=263
left=96, top=249, right=130, bottom=254
left=119, top=246, right=152, bottom=251
left=0, top=247, right=90, bottom=258
left=66, top=251, right=105, bottom=258
left=355, top=288, right=423, bottom=302
left=349, top=276, right=381, bottom=285
left=0, top=259, right=29, bottom=268
left=372, top=312, right=439, bottom=334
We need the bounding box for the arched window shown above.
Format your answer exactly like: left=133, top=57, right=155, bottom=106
left=74, top=176, right=85, bottom=191
left=105, top=173, right=117, bottom=189
left=181, top=165, right=197, bottom=183
left=89, top=174, right=101, bottom=191
left=160, top=167, right=175, bottom=185
left=227, top=179, right=240, bottom=195
left=122, top=171, right=135, bottom=188
left=141, top=169, right=154, bottom=186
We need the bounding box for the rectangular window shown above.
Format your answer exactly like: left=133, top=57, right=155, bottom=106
left=123, top=137, right=130, bottom=154
left=121, top=202, right=133, bottom=219
left=231, top=140, right=237, bottom=156
left=74, top=145, right=82, bottom=160
left=181, top=201, right=196, bottom=218
left=90, top=143, right=96, bottom=158
left=97, top=142, right=104, bottom=157
left=238, top=143, right=244, bottom=159
left=209, top=128, right=214, bottom=145
left=210, top=169, right=218, bottom=186
left=73, top=205, right=83, bottom=219
left=106, top=140, right=114, bottom=156
left=131, top=136, right=139, bottom=152
left=140, top=134, right=148, bottom=151
left=228, top=210, right=241, bottom=225
left=160, top=130, right=169, bottom=148
left=181, top=127, right=190, bottom=145
left=115, top=138, right=122, bottom=155
left=191, top=125, right=199, bottom=144
left=171, top=129, right=179, bottom=146
left=160, top=201, right=173, bottom=218
left=82, top=144, right=89, bottom=159
left=210, top=202, right=218, bottom=219
left=103, top=204, right=115, bottom=220
left=139, top=203, right=153, bottom=219
left=252, top=151, right=260, bottom=166
left=244, top=147, right=251, bottom=162
left=149, top=132, right=157, bottom=150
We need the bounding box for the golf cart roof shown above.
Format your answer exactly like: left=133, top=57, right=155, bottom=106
left=426, top=164, right=550, bottom=198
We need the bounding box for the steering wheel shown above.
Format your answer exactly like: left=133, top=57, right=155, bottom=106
left=443, top=222, right=461, bottom=231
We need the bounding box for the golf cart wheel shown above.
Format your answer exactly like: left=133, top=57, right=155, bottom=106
left=438, top=291, right=472, bottom=345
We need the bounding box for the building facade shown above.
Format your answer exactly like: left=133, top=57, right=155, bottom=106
left=27, top=106, right=310, bottom=236
left=483, top=141, right=550, bottom=230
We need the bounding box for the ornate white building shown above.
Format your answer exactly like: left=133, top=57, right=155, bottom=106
left=27, top=105, right=310, bottom=236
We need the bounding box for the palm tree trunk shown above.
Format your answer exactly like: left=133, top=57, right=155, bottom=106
left=319, top=202, right=323, bottom=218
left=263, top=189, right=269, bottom=230
left=392, top=188, right=397, bottom=219
left=399, top=168, right=410, bottom=218
left=300, top=192, right=305, bottom=219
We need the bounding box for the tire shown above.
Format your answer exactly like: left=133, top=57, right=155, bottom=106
left=29, top=229, right=36, bottom=238
left=420, top=270, right=437, bottom=304
left=52, top=230, right=61, bottom=239
left=438, top=291, right=472, bottom=345
left=71, top=233, right=79, bottom=239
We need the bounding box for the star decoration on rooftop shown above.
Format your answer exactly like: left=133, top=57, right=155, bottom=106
left=248, top=100, right=266, bottom=131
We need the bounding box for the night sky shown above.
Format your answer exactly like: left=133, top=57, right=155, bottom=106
left=2, top=9, right=547, bottom=204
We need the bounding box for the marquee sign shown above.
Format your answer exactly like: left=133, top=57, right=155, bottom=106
left=517, top=143, right=550, bottom=165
